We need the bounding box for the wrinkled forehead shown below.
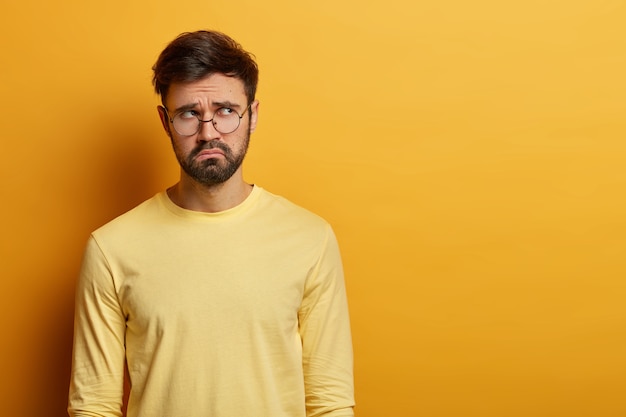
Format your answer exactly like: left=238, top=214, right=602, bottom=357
left=164, top=73, right=247, bottom=108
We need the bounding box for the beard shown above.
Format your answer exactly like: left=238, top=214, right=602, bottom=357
left=173, top=129, right=250, bottom=186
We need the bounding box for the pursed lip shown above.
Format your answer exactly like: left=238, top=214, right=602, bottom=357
left=195, top=148, right=225, bottom=161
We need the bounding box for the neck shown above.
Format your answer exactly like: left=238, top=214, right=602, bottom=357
left=167, top=171, right=253, bottom=213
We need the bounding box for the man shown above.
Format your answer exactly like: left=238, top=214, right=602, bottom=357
left=68, top=30, right=354, bottom=417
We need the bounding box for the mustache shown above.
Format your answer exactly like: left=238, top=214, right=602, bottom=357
left=189, top=140, right=231, bottom=159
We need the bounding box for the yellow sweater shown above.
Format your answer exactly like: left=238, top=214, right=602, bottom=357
left=68, top=186, right=354, bottom=417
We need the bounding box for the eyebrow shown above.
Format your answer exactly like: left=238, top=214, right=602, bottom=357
left=171, top=100, right=242, bottom=114
left=212, top=101, right=242, bottom=109
left=172, top=103, right=200, bottom=114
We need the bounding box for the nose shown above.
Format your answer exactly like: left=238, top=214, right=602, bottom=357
left=197, top=118, right=221, bottom=142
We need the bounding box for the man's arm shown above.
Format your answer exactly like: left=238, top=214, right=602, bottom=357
left=68, top=236, right=126, bottom=417
left=299, top=225, right=355, bottom=417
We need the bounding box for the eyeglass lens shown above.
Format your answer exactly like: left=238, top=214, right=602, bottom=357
left=172, top=108, right=242, bottom=136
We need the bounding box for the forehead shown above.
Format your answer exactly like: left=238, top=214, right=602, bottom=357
left=166, top=73, right=247, bottom=107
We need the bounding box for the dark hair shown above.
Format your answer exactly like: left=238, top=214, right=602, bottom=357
left=152, top=30, right=258, bottom=105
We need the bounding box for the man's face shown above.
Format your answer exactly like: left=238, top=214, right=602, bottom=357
left=158, top=73, right=258, bottom=187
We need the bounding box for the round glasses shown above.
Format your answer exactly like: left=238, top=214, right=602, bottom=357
left=164, top=104, right=251, bottom=136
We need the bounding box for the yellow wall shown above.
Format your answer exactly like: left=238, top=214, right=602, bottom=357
left=1, top=1, right=625, bottom=416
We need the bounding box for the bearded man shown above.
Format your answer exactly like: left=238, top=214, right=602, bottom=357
left=68, top=30, right=354, bottom=417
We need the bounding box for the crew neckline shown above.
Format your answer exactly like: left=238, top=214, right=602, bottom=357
left=158, top=185, right=263, bottom=220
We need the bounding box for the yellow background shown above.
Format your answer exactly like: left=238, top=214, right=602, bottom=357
left=1, top=1, right=625, bottom=416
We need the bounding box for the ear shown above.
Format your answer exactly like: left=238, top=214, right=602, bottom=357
left=157, top=105, right=172, bottom=137
left=249, top=100, right=260, bottom=134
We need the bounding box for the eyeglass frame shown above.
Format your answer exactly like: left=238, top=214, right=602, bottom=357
left=161, top=103, right=253, bottom=136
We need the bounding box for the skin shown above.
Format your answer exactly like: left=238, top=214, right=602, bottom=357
left=157, top=73, right=259, bottom=213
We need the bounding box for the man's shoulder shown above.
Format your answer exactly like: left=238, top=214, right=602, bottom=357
left=257, top=187, right=330, bottom=229
left=92, top=192, right=164, bottom=238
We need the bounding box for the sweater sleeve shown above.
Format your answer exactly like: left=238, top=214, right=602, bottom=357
left=68, top=236, right=126, bottom=417
left=299, top=225, right=355, bottom=417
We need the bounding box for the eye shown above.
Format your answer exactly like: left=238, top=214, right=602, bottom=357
left=178, top=110, right=199, bottom=119
left=216, top=107, right=235, bottom=117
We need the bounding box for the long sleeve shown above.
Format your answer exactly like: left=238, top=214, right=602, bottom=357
left=299, top=225, right=355, bottom=417
left=68, top=236, right=126, bottom=417
left=67, top=188, right=353, bottom=417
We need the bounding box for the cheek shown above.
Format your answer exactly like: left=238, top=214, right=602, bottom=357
left=232, top=129, right=251, bottom=148
left=172, top=137, right=193, bottom=156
